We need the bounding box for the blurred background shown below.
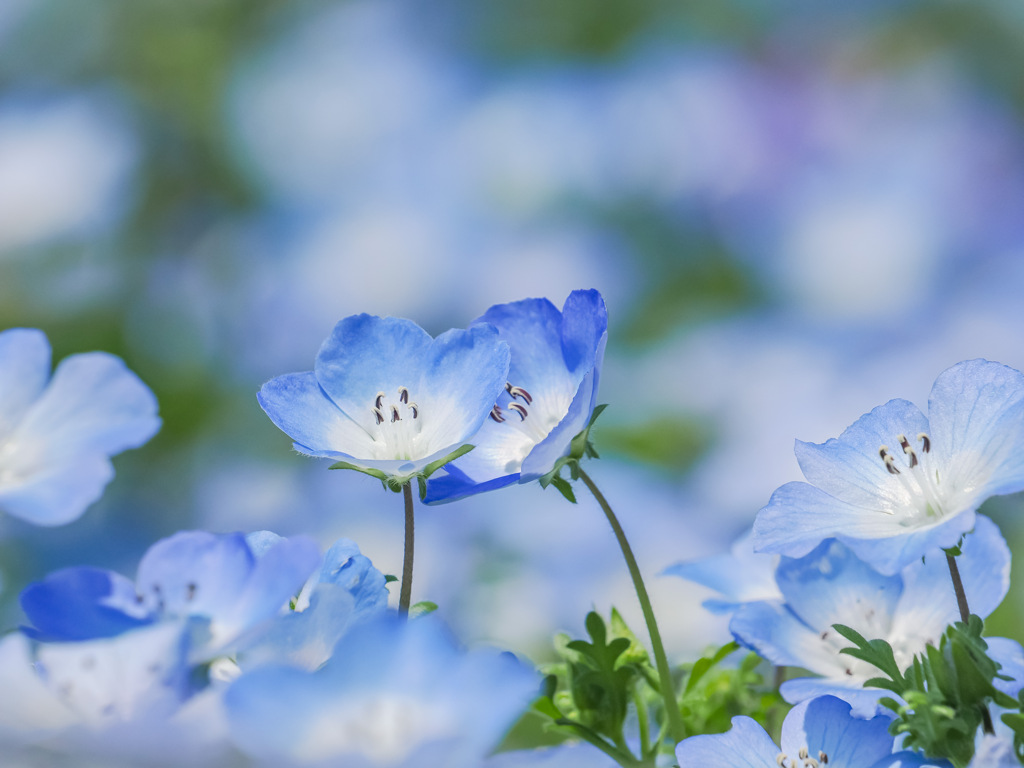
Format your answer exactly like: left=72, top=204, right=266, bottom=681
left=1, top=0, right=1023, bottom=661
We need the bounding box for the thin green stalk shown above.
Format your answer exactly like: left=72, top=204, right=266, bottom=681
left=555, top=719, right=642, bottom=767
left=633, top=685, right=652, bottom=759
left=946, top=553, right=970, bottom=624
left=577, top=467, right=686, bottom=745
left=399, top=482, right=415, bottom=616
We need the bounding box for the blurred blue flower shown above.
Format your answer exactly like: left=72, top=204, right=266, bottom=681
left=754, top=358, right=1024, bottom=574
left=224, top=615, right=536, bottom=768
left=0, top=327, right=160, bottom=526
left=676, top=694, right=934, bottom=768
left=728, top=516, right=1009, bottom=715
left=258, top=314, right=510, bottom=488
left=425, top=289, right=607, bottom=503
left=21, top=530, right=320, bottom=660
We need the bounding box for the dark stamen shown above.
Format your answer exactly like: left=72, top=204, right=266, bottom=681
left=918, top=432, right=931, bottom=453
left=373, top=408, right=385, bottom=425
left=408, top=403, right=418, bottom=419
left=505, top=382, right=533, bottom=404
left=375, top=392, right=385, bottom=409
left=489, top=405, right=505, bottom=423
left=391, top=405, right=401, bottom=423
left=899, top=435, right=918, bottom=468
left=509, top=403, right=528, bottom=421
left=186, top=583, right=197, bottom=601
left=399, top=387, right=409, bottom=404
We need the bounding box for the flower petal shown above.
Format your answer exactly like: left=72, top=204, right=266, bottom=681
left=0, top=328, right=50, bottom=438
left=0, top=454, right=114, bottom=526
left=729, top=600, right=816, bottom=668
left=675, top=715, right=780, bottom=768
left=778, top=678, right=889, bottom=718
left=781, top=695, right=894, bottom=766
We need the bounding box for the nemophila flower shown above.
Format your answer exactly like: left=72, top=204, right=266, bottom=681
left=424, top=289, right=607, bottom=504
left=20, top=530, right=320, bottom=659
left=0, top=327, right=160, bottom=526
left=224, top=615, right=537, bottom=768
left=258, top=314, right=511, bottom=490
left=727, top=516, right=1009, bottom=715
left=754, top=359, right=1024, bottom=574
left=676, top=694, right=937, bottom=768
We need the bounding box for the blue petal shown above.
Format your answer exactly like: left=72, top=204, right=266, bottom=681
left=559, top=289, right=608, bottom=378
left=774, top=539, right=903, bottom=637
left=838, top=510, right=977, bottom=576
left=986, top=637, right=1024, bottom=699
left=0, top=328, right=50, bottom=436
left=779, top=678, right=891, bottom=718
left=728, top=601, right=811, bottom=667
left=927, top=359, right=1024, bottom=498
left=675, top=715, right=780, bottom=768
left=781, top=695, right=895, bottom=767
left=794, top=399, right=929, bottom=512
left=476, top=297, right=567, bottom=387
left=0, top=454, right=114, bottom=526
left=314, top=314, right=433, bottom=432
left=316, top=538, right=389, bottom=621
left=423, top=464, right=520, bottom=505
left=258, top=371, right=376, bottom=459
left=20, top=566, right=153, bottom=641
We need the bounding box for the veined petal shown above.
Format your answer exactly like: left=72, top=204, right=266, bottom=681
left=928, top=359, right=1024, bottom=498
left=416, top=323, right=510, bottom=453
left=258, top=372, right=377, bottom=458
left=729, top=601, right=815, bottom=668
left=9, top=352, right=160, bottom=465
left=781, top=696, right=895, bottom=767
left=675, top=715, right=781, bottom=768
left=986, top=637, right=1024, bottom=699
left=838, top=510, right=976, bottom=576
left=314, top=315, right=432, bottom=432
left=0, top=455, right=114, bottom=526
left=521, top=364, right=598, bottom=480
left=559, top=289, right=607, bottom=378
left=0, top=328, right=50, bottom=439
left=779, top=678, right=889, bottom=718
left=476, top=297, right=567, bottom=389
left=774, top=540, right=903, bottom=639
left=794, top=399, right=929, bottom=512
left=891, top=515, right=1009, bottom=643
left=422, top=465, right=519, bottom=504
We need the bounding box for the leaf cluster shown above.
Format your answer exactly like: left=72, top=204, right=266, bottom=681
left=539, top=404, right=607, bottom=503
left=834, top=616, right=1019, bottom=768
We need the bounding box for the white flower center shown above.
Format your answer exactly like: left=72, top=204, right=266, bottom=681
left=777, top=746, right=830, bottom=767
left=369, top=386, right=424, bottom=461
left=877, top=432, right=949, bottom=524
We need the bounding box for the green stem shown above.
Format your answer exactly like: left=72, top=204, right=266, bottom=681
left=578, top=467, right=686, bottom=745
left=399, top=482, right=415, bottom=617
left=554, top=719, right=642, bottom=767
left=945, top=553, right=970, bottom=624
left=633, top=685, right=652, bottom=759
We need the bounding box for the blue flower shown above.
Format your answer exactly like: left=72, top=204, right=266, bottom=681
left=676, top=695, right=939, bottom=768
left=726, top=516, right=1010, bottom=715
left=424, top=290, right=607, bottom=503
left=754, top=359, right=1024, bottom=574
left=21, top=530, right=321, bottom=659
left=0, top=327, right=160, bottom=525
left=224, top=615, right=537, bottom=768
left=258, top=314, right=511, bottom=488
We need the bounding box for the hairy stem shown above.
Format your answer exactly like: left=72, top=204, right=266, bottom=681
left=578, top=467, right=686, bottom=745
left=946, top=553, right=970, bottom=624
left=399, top=482, right=415, bottom=616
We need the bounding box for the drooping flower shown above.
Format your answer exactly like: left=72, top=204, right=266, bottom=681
left=20, top=530, right=321, bottom=659
left=676, top=695, right=936, bottom=768
left=724, top=516, right=1010, bottom=715
left=0, top=327, right=160, bottom=526
left=224, top=615, right=537, bottom=768
left=753, top=359, right=1024, bottom=574
left=258, top=314, right=511, bottom=489
left=424, top=289, right=607, bottom=503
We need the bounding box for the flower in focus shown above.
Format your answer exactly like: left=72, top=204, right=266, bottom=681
left=224, top=615, right=537, bottom=768
left=258, top=314, right=511, bottom=490
left=754, top=359, right=1024, bottom=574
left=424, top=289, right=607, bottom=503
left=676, top=694, right=932, bottom=768
left=0, top=327, right=160, bottom=525
left=711, top=516, right=1009, bottom=715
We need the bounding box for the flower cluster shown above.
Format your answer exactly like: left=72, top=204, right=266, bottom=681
left=2, top=299, right=1024, bottom=768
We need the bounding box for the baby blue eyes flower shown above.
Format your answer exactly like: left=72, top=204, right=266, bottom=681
left=0, top=327, right=160, bottom=526
left=754, top=359, right=1024, bottom=574
left=424, top=289, right=607, bottom=503
left=258, top=314, right=511, bottom=488
left=676, top=695, right=933, bottom=768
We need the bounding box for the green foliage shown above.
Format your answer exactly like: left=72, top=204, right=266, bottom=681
left=539, top=404, right=607, bottom=502
left=834, top=616, right=1019, bottom=768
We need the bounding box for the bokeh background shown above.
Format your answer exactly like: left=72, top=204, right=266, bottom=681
left=2, top=0, right=1024, bottom=661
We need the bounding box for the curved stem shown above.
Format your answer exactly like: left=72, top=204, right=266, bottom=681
left=946, top=553, right=970, bottom=624
left=577, top=467, right=686, bottom=745
left=399, top=482, right=415, bottom=616
left=554, top=720, right=642, bottom=767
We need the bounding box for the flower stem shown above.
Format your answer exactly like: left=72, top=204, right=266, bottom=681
left=577, top=467, right=686, bottom=745
left=399, top=482, right=415, bottom=617
left=945, top=552, right=970, bottom=624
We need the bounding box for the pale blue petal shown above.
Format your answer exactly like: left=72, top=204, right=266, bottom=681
left=987, top=637, right=1024, bottom=698
left=838, top=510, right=977, bottom=576
left=729, top=601, right=811, bottom=667
left=521, top=363, right=598, bottom=480
left=258, top=371, right=376, bottom=458
left=476, top=297, right=566, bottom=387
left=11, top=351, right=160, bottom=462
left=774, top=539, right=903, bottom=636
left=892, top=515, right=1009, bottom=642
left=314, top=314, right=433, bottom=432
left=779, top=678, right=891, bottom=718
left=316, top=538, right=389, bottom=622
left=927, top=359, right=1024, bottom=498
left=781, top=695, right=895, bottom=767
left=559, top=289, right=608, bottom=378
left=794, top=399, right=929, bottom=512
left=416, top=323, right=510, bottom=452
left=967, top=734, right=1018, bottom=768
left=0, top=454, right=114, bottom=526
left=675, top=715, right=779, bottom=768
left=0, top=328, right=50, bottom=437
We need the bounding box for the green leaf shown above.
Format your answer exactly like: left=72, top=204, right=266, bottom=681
left=409, top=601, right=438, bottom=618
left=327, top=461, right=398, bottom=488
left=383, top=574, right=398, bottom=584
left=684, top=641, right=739, bottom=695
left=549, top=475, right=577, bottom=503
left=420, top=443, right=475, bottom=479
